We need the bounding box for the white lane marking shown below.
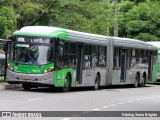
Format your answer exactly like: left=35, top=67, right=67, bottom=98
left=28, top=98, right=42, bottom=101
left=135, top=99, right=141, bottom=101
left=117, top=102, right=125, bottom=105
left=149, top=97, right=156, bottom=99
left=79, top=93, right=87, bottom=95
left=102, top=106, right=109, bottom=108
left=92, top=108, right=100, bottom=111
left=142, top=98, right=147, bottom=100
left=117, top=89, right=128, bottom=92
left=93, top=96, right=160, bottom=113
left=106, top=89, right=128, bottom=92
left=109, top=104, right=116, bottom=107
left=61, top=118, right=71, bottom=120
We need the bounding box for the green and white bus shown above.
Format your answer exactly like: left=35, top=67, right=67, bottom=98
left=5, top=26, right=157, bottom=92
left=147, top=41, right=160, bottom=82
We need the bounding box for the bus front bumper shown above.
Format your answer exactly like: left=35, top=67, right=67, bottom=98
left=6, top=69, right=54, bottom=85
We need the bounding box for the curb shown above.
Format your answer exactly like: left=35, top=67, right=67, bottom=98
left=5, top=84, right=22, bottom=89
left=0, top=82, right=22, bottom=90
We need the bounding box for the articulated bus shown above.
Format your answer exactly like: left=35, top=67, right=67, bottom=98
left=5, top=26, right=156, bottom=92
left=147, top=41, right=160, bottom=82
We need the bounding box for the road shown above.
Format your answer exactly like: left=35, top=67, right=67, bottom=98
left=0, top=83, right=160, bottom=120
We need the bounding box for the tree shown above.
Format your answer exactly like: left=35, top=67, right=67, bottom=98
left=0, top=7, right=16, bottom=38
left=12, top=0, right=59, bottom=29
left=0, top=0, right=159, bottom=41
left=44, top=0, right=114, bottom=35
left=118, top=1, right=160, bottom=41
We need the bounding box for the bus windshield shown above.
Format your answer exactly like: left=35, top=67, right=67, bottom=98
left=8, top=37, right=54, bottom=65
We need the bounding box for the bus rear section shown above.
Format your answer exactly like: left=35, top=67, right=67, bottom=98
left=111, top=37, right=156, bottom=87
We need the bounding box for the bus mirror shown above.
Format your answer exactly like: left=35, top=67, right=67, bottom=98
left=3, top=43, right=7, bottom=53
left=8, top=36, right=16, bottom=41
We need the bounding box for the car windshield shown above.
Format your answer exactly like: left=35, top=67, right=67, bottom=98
left=8, top=37, right=54, bottom=65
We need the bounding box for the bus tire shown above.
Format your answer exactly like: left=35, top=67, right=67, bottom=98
left=22, top=84, right=31, bottom=90
left=140, top=74, right=146, bottom=87
left=94, top=75, right=100, bottom=90
left=134, top=74, right=139, bottom=88
left=62, top=74, right=71, bottom=92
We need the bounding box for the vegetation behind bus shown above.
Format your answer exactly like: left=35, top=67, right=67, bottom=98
left=0, top=1, right=159, bottom=42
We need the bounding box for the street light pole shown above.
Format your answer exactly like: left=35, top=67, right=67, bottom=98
left=114, top=0, right=120, bottom=37
left=114, top=5, right=121, bottom=37
left=107, top=0, right=110, bottom=36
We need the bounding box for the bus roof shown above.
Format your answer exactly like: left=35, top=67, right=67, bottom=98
left=13, top=26, right=69, bottom=40
left=147, top=41, right=160, bottom=49
left=13, top=26, right=155, bottom=50
left=112, top=37, right=155, bottom=50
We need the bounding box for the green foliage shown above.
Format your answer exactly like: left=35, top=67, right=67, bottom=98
left=44, top=0, right=114, bottom=35
left=0, top=7, right=16, bottom=38
left=0, top=0, right=159, bottom=42
left=119, top=1, right=160, bottom=41
left=134, top=33, right=158, bottom=41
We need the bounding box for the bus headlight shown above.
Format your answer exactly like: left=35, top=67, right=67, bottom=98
left=7, top=63, right=14, bottom=71
left=43, top=67, right=54, bottom=74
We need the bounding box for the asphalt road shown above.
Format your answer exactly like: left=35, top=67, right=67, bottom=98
left=0, top=83, right=160, bottom=120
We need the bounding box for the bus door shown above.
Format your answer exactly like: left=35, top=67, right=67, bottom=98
left=148, top=51, right=154, bottom=81
left=120, top=49, right=127, bottom=82
left=76, top=44, right=84, bottom=84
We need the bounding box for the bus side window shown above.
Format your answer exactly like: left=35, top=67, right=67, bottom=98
left=58, top=41, right=64, bottom=57
left=57, top=41, right=64, bottom=68
left=131, top=49, right=136, bottom=67
left=92, top=46, right=98, bottom=67
left=64, top=42, right=70, bottom=67
left=153, top=51, right=157, bottom=65
left=84, top=45, right=91, bottom=67
left=69, top=43, right=76, bottom=67
left=142, top=50, right=148, bottom=64
left=126, top=49, right=132, bottom=68
left=99, top=46, right=106, bottom=67
left=113, top=47, right=121, bottom=69
left=64, top=42, right=76, bottom=67
left=135, top=49, right=142, bottom=63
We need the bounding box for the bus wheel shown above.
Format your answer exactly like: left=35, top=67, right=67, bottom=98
left=62, top=75, right=71, bottom=92
left=134, top=74, right=139, bottom=88
left=22, top=84, right=31, bottom=90
left=94, top=75, right=100, bottom=90
left=140, top=75, right=146, bottom=87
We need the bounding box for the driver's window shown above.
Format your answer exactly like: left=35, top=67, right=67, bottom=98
left=57, top=41, right=64, bottom=68
left=58, top=41, right=64, bottom=57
